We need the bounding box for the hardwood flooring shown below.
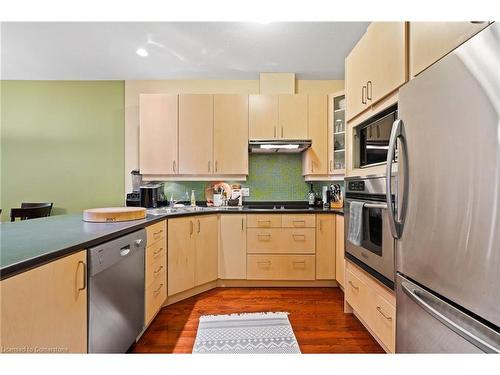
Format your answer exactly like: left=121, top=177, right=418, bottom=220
left=130, top=287, right=384, bottom=354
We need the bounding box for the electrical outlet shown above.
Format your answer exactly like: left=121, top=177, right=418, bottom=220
left=241, top=187, right=250, bottom=197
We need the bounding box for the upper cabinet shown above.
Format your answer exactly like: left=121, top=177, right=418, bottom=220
left=346, top=22, right=407, bottom=121
left=303, top=94, right=328, bottom=177
left=213, top=95, right=249, bottom=175
left=410, top=22, right=490, bottom=77
left=178, top=94, right=214, bottom=175
left=249, top=94, right=308, bottom=140
left=139, top=94, right=178, bottom=175
left=249, top=94, right=278, bottom=139
left=278, top=94, right=308, bottom=139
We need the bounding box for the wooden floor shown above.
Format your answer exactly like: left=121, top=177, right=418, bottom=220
left=130, top=287, right=384, bottom=354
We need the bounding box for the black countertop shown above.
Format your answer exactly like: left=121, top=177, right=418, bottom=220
left=0, top=205, right=343, bottom=280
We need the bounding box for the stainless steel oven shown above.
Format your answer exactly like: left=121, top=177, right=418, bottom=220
left=344, top=175, right=396, bottom=289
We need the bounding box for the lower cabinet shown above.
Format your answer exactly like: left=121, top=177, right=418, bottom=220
left=335, top=215, right=345, bottom=288
left=168, top=215, right=218, bottom=296
left=145, top=220, right=167, bottom=325
left=219, top=214, right=247, bottom=279
left=345, top=260, right=396, bottom=353
left=0, top=251, right=87, bottom=353
left=247, top=254, right=316, bottom=280
left=316, top=214, right=336, bottom=279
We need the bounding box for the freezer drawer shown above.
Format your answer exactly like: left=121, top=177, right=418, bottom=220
left=396, top=274, right=500, bottom=353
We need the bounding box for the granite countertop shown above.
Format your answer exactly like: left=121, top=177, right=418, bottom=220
left=0, top=205, right=343, bottom=280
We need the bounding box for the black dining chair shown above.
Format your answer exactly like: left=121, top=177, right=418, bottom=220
left=10, top=202, right=53, bottom=222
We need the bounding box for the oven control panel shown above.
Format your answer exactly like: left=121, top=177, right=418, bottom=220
left=348, top=180, right=365, bottom=192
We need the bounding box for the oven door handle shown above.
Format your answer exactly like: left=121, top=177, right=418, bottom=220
left=386, top=119, right=404, bottom=239
left=363, top=203, right=388, bottom=209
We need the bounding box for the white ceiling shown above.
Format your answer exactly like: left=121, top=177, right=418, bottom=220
left=1, top=22, right=369, bottom=80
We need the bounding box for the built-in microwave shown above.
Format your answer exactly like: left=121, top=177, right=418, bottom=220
left=357, top=104, right=398, bottom=168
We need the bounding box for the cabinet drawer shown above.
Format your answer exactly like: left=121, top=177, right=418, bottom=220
left=282, top=214, right=315, bottom=228
left=247, top=255, right=315, bottom=280
left=345, top=268, right=370, bottom=317
left=371, top=294, right=396, bottom=353
left=145, top=275, right=167, bottom=325
left=247, top=229, right=282, bottom=253
left=145, top=252, right=166, bottom=289
left=246, top=214, right=281, bottom=228
left=146, top=239, right=166, bottom=269
left=146, top=220, right=166, bottom=245
left=281, top=228, right=315, bottom=254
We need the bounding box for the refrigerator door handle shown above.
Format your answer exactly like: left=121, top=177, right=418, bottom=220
left=401, top=281, right=500, bottom=353
left=386, top=119, right=404, bottom=239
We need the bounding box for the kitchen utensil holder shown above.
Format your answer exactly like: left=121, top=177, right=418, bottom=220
left=330, top=198, right=343, bottom=209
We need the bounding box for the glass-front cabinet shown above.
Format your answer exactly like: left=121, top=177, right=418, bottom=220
left=328, top=91, right=346, bottom=174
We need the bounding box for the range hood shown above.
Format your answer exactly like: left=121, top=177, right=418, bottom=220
left=248, top=140, right=312, bottom=153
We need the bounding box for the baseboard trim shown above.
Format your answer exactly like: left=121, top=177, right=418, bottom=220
left=164, top=281, right=218, bottom=306
left=217, top=279, right=338, bottom=287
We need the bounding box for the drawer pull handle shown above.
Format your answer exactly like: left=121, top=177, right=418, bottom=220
left=257, top=261, right=271, bottom=267
left=292, top=234, right=306, bottom=241
left=258, top=220, right=271, bottom=226
left=153, top=247, right=163, bottom=256
left=153, top=265, right=164, bottom=275
left=292, top=220, right=306, bottom=226
left=376, top=306, right=392, bottom=321
left=349, top=280, right=359, bottom=291
left=257, top=234, right=271, bottom=241
left=153, top=283, right=164, bottom=296
left=153, top=230, right=163, bottom=237
left=292, top=261, right=306, bottom=268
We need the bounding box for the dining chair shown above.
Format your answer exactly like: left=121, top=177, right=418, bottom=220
left=10, top=203, right=53, bottom=222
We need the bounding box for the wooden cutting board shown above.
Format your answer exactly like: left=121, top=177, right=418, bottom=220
left=83, top=207, right=147, bottom=222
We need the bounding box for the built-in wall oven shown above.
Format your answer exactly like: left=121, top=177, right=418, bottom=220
left=344, top=175, right=396, bottom=289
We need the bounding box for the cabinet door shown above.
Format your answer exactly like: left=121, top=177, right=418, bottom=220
left=213, top=95, right=249, bottom=175
left=219, top=214, right=247, bottom=279
left=0, top=251, right=87, bottom=353
left=178, top=94, right=214, bottom=174
left=303, top=95, right=328, bottom=175
left=139, top=94, right=178, bottom=175
left=368, top=22, right=407, bottom=105
left=410, top=22, right=489, bottom=77
left=316, top=214, right=336, bottom=279
left=249, top=94, right=278, bottom=139
left=195, top=215, right=218, bottom=286
left=335, top=215, right=345, bottom=287
left=278, top=94, right=308, bottom=139
left=168, top=217, right=196, bottom=296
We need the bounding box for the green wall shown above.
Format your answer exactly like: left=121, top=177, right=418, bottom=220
left=162, top=154, right=343, bottom=202
left=0, top=81, right=125, bottom=221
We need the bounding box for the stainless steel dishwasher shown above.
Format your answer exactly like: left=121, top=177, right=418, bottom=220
left=88, top=228, right=146, bottom=353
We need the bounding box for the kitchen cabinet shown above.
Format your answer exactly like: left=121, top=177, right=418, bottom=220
left=178, top=94, right=214, bottom=175
left=145, top=220, right=167, bottom=325
left=247, top=228, right=315, bottom=254
left=194, top=215, right=219, bottom=286
left=249, top=94, right=278, bottom=139
left=278, top=94, right=308, bottom=139
left=168, top=216, right=196, bottom=296
left=213, top=95, right=249, bottom=175
left=335, top=214, right=345, bottom=287
left=303, top=94, right=328, bottom=177
left=247, top=255, right=316, bottom=280
left=410, top=22, right=490, bottom=77
left=0, top=251, right=87, bottom=353
left=219, top=214, right=247, bottom=279
left=345, top=22, right=407, bottom=121
left=139, top=94, right=178, bottom=175
left=316, top=214, right=336, bottom=280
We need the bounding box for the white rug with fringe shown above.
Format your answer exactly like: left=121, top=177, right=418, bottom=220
left=192, top=312, right=301, bottom=354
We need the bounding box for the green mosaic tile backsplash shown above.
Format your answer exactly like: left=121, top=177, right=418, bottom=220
left=162, top=154, right=343, bottom=202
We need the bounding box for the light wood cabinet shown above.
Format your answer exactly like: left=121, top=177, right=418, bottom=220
left=247, top=254, right=315, bottom=280
left=246, top=214, right=282, bottom=228
left=335, top=214, right=345, bottom=287
left=410, top=22, right=490, bottom=77
left=282, top=214, right=316, bottom=228
left=219, top=215, right=247, bottom=279
left=139, top=94, right=178, bottom=175
left=346, top=22, right=407, bottom=121
left=194, top=215, right=219, bottom=286
left=145, top=220, right=167, bottom=325
left=316, top=214, right=336, bottom=280
left=168, top=216, right=196, bottom=296
left=278, top=94, right=308, bottom=139
left=249, top=94, right=278, bottom=139
left=213, top=95, right=249, bottom=175
left=0, top=251, right=87, bottom=353
left=178, top=94, right=214, bottom=175
left=247, top=228, right=315, bottom=254
left=303, top=94, right=328, bottom=176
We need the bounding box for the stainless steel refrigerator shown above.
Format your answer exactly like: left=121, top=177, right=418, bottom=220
left=388, top=23, right=500, bottom=353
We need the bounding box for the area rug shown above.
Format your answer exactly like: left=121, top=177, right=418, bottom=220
left=192, top=312, right=301, bottom=354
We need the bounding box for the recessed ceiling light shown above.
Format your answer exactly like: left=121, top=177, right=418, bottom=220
left=136, top=48, right=148, bottom=57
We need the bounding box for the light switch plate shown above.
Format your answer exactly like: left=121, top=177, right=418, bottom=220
left=241, top=188, right=250, bottom=197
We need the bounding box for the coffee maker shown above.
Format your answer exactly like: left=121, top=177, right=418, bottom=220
left=126, top=170, right=166, bottom=208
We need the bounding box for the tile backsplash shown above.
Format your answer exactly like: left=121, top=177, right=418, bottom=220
left=161, top=154, right=343, bottom=202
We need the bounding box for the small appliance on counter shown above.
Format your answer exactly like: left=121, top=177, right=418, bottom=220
left=140, top=183, right=166, bottom=208
left=126, top=169, right=142, bottom=207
